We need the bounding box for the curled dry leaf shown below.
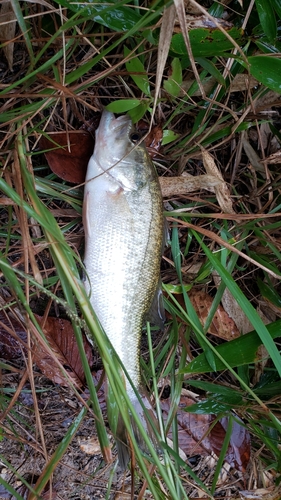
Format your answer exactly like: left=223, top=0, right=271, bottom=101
left=40, top=130, right=94, bottom=184
left=201, top=147, right=235, bottom=214
left=159, top=173, right=221, bottom=198
left=162, top=396, right=250, bottom=472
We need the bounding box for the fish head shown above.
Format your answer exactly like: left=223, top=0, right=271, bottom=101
left=93, top=110, right=154, bottom=191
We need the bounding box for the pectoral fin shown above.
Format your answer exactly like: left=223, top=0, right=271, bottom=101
left=83, top=191, right=92, bottom=239
left=146, top=281, right=165, bottom=330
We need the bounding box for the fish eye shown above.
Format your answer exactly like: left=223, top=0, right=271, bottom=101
left=130, top=132, right=141, bottom=143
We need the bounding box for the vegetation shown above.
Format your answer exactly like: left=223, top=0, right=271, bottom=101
left=1, top=0, right=281, bottom=498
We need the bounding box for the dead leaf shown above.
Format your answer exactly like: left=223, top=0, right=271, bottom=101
left=264, top=150, right=281, bottom=164
left=162, top=396, right=250, bottom=472
left=213, top=273, right=253, bottom=335
left=33, top=314, right=93, bottom=388
left=79, top=436, right=102, bottom=455
left=240, top=486, right=281, bottom=500
left=165, top=290, right=240, bottom=340
left=40, top=130, right=94, bottom=184
left=0, top=2, right=16, bottom=71
left=201, top=147, right=235, bottom=213
left=180, top=74, right=258, bottom=97
left=254, top=90, right=281, bottom=113
left=173, top=14, right=233, bottom=31
left=242, top=135, right=265, bottom=176
left=136, top=122, right=163, bottom=158
left=0, top=310, right=92, bottom=388
left=145, top=125, right=163, bottom=157
left=189, top=289, right=240, bottom=340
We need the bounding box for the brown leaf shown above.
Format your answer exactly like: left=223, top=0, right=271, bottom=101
left=180, top=74, right=258, bottom=97
left=220, top=416, right=251, bottom=472
left=0, top=310, right=93, bottom=387
left=212, top=273, right=253, bottom=334
left=33, top=314, right=93, bottom=388
left=165, top=290, right=240, bottom=340
left=144, top=125, right=163, bottom=158
left=162, top=396, right=250, bottom=472
left=40, top=131, right=94, bottom=184
left=1, top=2, right=16, bottom=71
left=136, top=122, right=163, bottom=158
left=189, top=289, right=240, bottom=340
left=79, top=436, right=101, bottom=455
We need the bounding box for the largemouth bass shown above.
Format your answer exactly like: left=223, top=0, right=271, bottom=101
left=83, top=110, right=164, bottom=468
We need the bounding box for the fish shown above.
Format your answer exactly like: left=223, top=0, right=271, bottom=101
left=83, top=110, right=165, bottom=468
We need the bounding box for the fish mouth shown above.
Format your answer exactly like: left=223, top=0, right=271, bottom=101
left=98, top=110, right=132, bottom=139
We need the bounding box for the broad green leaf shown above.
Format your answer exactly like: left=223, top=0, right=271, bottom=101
left=184, top=393, right=243, bottom=414
left=57, top=0, right=142, bottom=31
left=183, top=319, right=281, bottom=374
left=124, top=47, right=150, bottom=96
left=248, top=55, right=281, bottom=94
left=255, top=0, right=277, bottom=43
left=163, top=58, right=182, bottom=97
left=128, top=102, right=151, bottom=123
left=188, top=379, right=243, bottom=397
left=171, top=27, right=243, bottom=57
left=162, top=129, right=180, bottom=145
left=106, top=99, right=141, bottom=113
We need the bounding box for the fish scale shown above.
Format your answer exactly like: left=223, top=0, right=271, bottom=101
left=83, top=110, right=164, bottom=467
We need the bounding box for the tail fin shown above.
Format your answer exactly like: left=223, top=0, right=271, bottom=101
left=115, top=390, right=161, bottom=470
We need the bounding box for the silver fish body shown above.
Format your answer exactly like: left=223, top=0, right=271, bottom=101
left=83, top=110, right=164, bottom=466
